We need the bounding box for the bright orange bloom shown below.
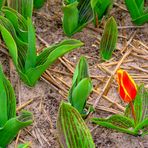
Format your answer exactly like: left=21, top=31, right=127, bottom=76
left=117, top=69, right=137, bottom=103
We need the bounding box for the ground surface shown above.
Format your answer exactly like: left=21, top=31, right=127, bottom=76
left=0, top=0, right=147, bottom=148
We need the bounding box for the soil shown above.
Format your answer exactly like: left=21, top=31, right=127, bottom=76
left=0, top=0, right=147, bottom=147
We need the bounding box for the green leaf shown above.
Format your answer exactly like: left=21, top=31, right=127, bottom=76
left=7, top=0, right=33, bottom=19
left=25, top=39, right=84, bottom=86
left=91, top=0, right=111, bottom=23
left=100, top=16, right=118, bottom=60
left=57, top=101, right=95, bottom=148
left=134, top=85, right=143, bottom=125
left=0, top=23, right=18, bottom=67
left=0, top=0, right=5, bottom=10
left=69, top=56, right=89, bottom=101
left=25, top=18, right=36, bottom=71
left=0, top=111, right=33, bottom=148
left=63, top=0, right=93, bottom=36
left=134, top=118, right=148, bottom=135
left=133, top=13, right=148, bottom=25
left=63, top=1, right=79, bottom=36
left=125, top=0, right=148, bottom=25
left=18, top=143, right=30, bottom=148
left=124, top=104, right=131, bottom=118
left=92, top=115, right=137, bottom=135
left=2, top=6, right=28, bottom=42
left=34, top=0, right=45, bottom=9
left=0, top=10, right=83, bottom=86
left=68, top=56, right=91, bottom=114
left=72, top=78, right=92, bottom=113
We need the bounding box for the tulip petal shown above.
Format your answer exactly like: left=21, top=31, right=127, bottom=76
left=117, top=69, right=137, bottom=103
left=122, top=71, right=137, bottom=100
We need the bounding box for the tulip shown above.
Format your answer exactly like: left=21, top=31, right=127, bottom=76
left=117, top=69, right=137, bottom=122
left=117, top=69, right=137, bottom=103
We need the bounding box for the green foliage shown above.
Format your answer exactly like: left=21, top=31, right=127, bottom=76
left=125, top=0, right=148, bottom=25
left=7, top=0, right=33, bottom=19
left=0, top=7, right=83, bottom=86
left=0, top=66, right=33, bottom=147
left=68, top=56, right=92, bottom=115
left=92, top=85, right=148, bottom=136
left=91, top=0, right=112, bottom=24
left=0, top=0, right=5, bottom=10
left=18, top=142, right=31, bottom=148
left=100, top=16, right=118, bottom=60
left=57, top=101, right=95, bottom=148
left=63, top=0, right=112, bottom=36
left=33, top=0, right=45, bottom=9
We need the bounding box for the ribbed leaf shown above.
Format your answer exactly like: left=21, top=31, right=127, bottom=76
left=25, top=39, right=84, bottom=86
left=0, top=111, right=33, bottom=148
left=25, top=18, right=36, bottom=71
left=2, top=6, right=28, bottom=42
left=100, top=16, right=118, bottom=60
left=72, top=78, right=92, bottom=113
left=7, top=0, right=33, bottom=19
left=92, top=115, right=137, bottom=135
left=34, top=0, right=45, bottom=9
left=133, top=14, right=148, bottom=25
left=134, top=118, right=148, bottom=135
left=0, top=23, right=18, bottom=66
left=134, top=85, right=143, bottom=125
left=92, top=115, right=136, bottom=135
left=0, top=9, right=83, bottom=86
left=57, top=102, right=95, bottom=148
left=91, top=0, right=111, bottom=23
left=125, top=0, right=148, bottom=25
left=0, top=0, right=5, bottom=9
left=63, top=0, right=93, bottom=36
left=140, top=85, right=148, bottom=121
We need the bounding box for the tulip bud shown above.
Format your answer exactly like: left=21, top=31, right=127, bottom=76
left=117, top=69, right=137, bottom=103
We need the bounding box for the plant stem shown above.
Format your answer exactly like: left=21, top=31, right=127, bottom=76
left=129, top=101, right=136, bottom=123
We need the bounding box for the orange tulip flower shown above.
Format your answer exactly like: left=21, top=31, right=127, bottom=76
left=117, top=69, right=137, bottom=103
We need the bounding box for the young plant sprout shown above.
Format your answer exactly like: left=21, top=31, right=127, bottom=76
left=125, top=0, right=148, bottom=25
left=6, top=0, right=33, bottom=19
left=0, top=7, right=83, bottom=87
left=99, top=16, right=118, bottom=60
left=57, top=101, right=95, bottom=148
left=0, top=65, right=33, bottom=147
left=92, top=69, right=148, bottom=136
left=68, top=56, right=92, bottom=116
left=63, top=0, right=112, bottom=36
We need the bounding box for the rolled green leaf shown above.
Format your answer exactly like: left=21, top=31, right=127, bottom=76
left=68, top=56, right=92, bottom=114
left=100, top=16, right=118, bottom=60
left=72, top=78, right=92, bottom=113
left=57, top=101, right=95, bottom=148
left=63, top=1, right=79, bottom=36
left=0, top=111, right=33, bottom=147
